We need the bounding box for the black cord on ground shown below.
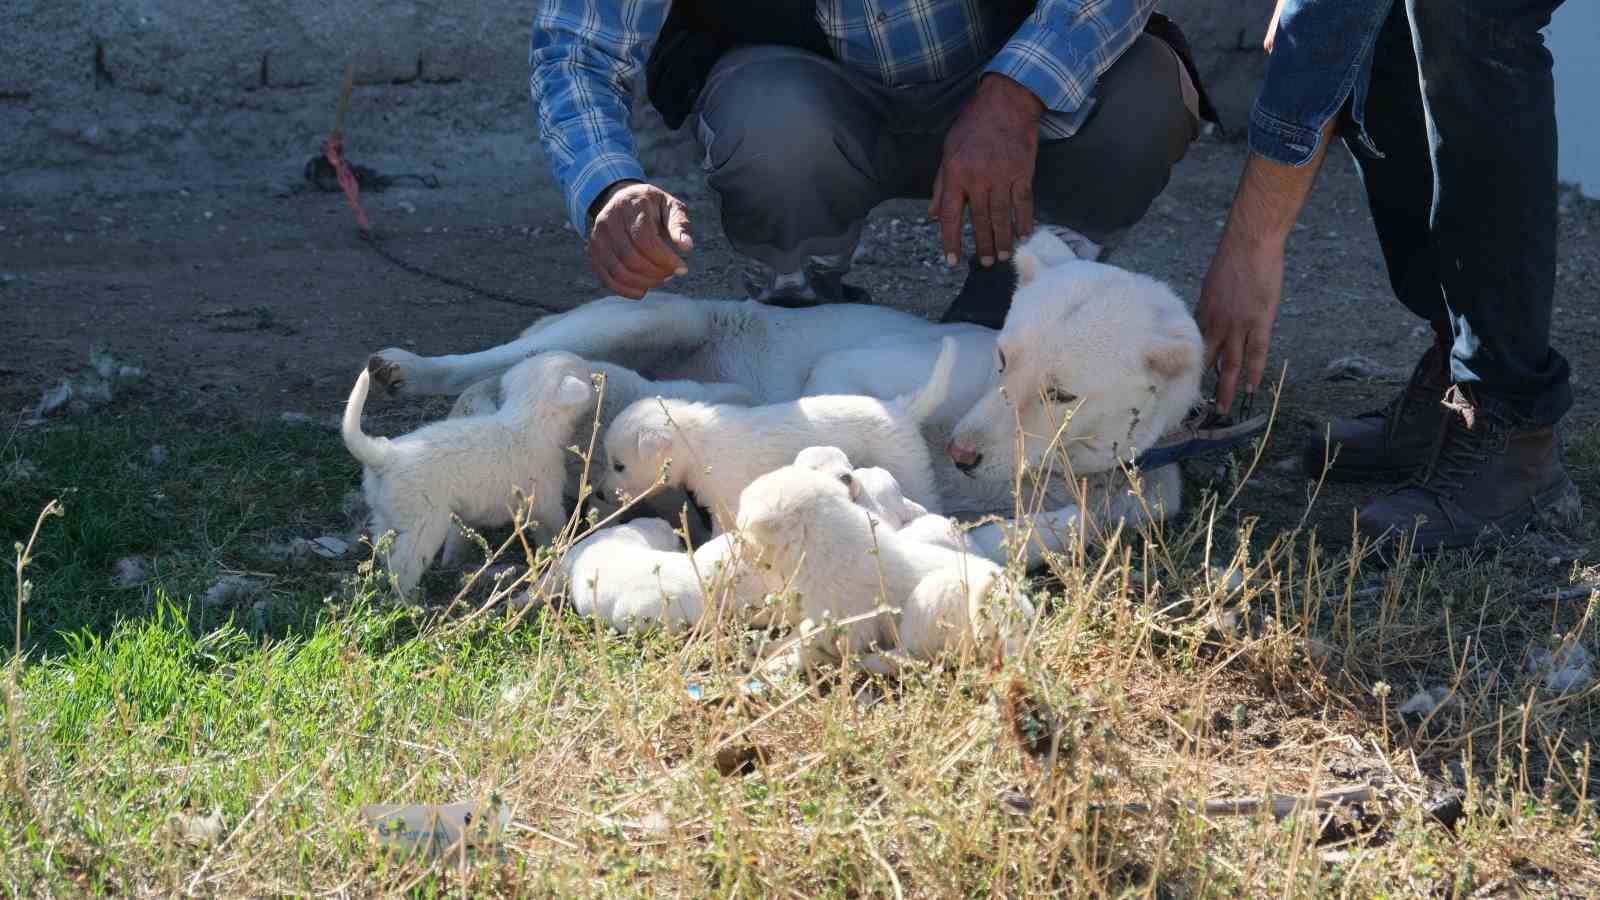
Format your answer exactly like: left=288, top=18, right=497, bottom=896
left=359, top=230, right=567, bottom=315
left=303, top=153, right=568, bottom=315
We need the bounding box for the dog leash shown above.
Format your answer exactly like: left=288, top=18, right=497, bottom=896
left=1132, top=393, right=1269, bottom=471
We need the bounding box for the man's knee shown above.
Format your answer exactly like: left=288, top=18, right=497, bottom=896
left=697, top=50, right=877, bottom=202
left=1031, top=35, right=1195, bottom=239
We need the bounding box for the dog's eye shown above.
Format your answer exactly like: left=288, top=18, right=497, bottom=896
left=996, top=348, right=1007, bottom=373
left=839, top=472, right=853, bottom=487
left=1043, top=386, right=1078, bottom=405
left=612, top=461, right=625, bottom=473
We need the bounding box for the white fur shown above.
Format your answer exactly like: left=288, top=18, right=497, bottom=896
left=735, top=466, right=1036, bottom=673
left=793, top=447, right=925, bottom=526
left=368, top=231, right=1204, bottom=556
left=561, top=520, right=770, bottom=632
left=601, top=337, right=959, bottom=532
left=341, top=351, right=597, bottom=596
left=439, top=361, right=754, bottom=558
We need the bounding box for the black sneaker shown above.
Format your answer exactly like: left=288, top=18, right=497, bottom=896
left=938, top=254, right=1018, bottom=329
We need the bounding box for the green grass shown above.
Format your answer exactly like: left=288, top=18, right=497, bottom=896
left=3, top=397, right=1600, bottom=895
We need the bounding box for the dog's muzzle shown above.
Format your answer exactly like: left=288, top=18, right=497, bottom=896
left=947, top=440, right=982, bottom=475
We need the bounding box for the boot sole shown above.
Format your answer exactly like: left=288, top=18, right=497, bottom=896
left=1366, top=476, right=1583, bottom=554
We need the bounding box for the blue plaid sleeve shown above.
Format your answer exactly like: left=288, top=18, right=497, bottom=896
left=530, top=1, right=672, bottom=235
left=982, top=0, right=1157, bottom=133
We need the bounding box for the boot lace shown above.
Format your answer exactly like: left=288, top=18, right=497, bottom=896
left=1413, top=386, right=1501, bottom=496
left=1375, top=341, right=1448, bottom=439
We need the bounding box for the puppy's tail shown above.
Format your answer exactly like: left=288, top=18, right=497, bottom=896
left=901, top=336, right=959, bottom=424
left=341, top=367, right=391, bottom=468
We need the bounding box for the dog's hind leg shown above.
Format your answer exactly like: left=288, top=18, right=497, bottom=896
left=386, top=516, right=452, bottom=598
left=368, top=295, right=716, bottom=396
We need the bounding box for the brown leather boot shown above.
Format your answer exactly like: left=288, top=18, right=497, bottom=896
left=1356, top=385, right=1581, bottom=550
left=1302, top=337, right=1451, bottom=482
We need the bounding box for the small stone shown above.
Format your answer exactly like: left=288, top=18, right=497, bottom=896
left=148, top=445, right=169, bottom=465
left=113, top=556, right=151, bottom=588
left=180, top=809, right=226, bottom=844
left=1271, top=456, right=1301, bottom=475
left=36, top=381, right=73, bottom=418
left=397, top=200, right=416, bottom=214
left=92, top=350, right=118, bottom=380
left=307, top=535, right=349, bottom=558
left=1323, top=355, right=1397, bottom=382
left=201, top=575, right=265, bottom=608
left=279, top=412, right=313, bottom=425
left=118, top=365, right=144, bottom=379
left=0, top=273, right=17, bottom=284
left=1398, top=687, right=1456, bottom=716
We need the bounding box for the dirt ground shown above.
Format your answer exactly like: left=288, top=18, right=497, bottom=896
left=3, top=135, right=1598, bottom=533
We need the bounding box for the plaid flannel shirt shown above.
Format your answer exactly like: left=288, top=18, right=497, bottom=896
left=530, top=0, right=1157, bottom=235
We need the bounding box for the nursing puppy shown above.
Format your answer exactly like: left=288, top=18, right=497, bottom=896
left=603, top=338, right=958, bottom=532
left=736, top=465, right=1035, bottom=673
left=793, top=446, right=931, bottom=531
left=342, top=351, right=596, bottom=596
left=444, top=361, right=754, bottom=555
left=562, top=519, right=769, bottom=632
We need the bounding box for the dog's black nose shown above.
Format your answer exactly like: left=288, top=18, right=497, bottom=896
left=954, top=454, right=982, bottom=475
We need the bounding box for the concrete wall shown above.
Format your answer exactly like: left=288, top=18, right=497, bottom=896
left=0, top=1, right=1273, bottom=196
left=6, top=2, right=1591, bottom=200
left=1552, top=3, right=1600, bottom=199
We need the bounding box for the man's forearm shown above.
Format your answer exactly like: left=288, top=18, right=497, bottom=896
left=1220, top=117, right=1337, bottom=253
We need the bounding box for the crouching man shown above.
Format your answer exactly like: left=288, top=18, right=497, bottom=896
left=530, top=1, right=1215, bottom=322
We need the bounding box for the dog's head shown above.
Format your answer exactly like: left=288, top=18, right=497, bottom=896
left=734, top=465, right=854, bottom=558
left=600, top=397, right=693, bottom=501
left=500, top=351, right=597, bottom=427
left=851, top=466, right=928, bottom=529
left=793, top=446, right=857, bottom=497
left=947, top=233, right=1203, bottom=481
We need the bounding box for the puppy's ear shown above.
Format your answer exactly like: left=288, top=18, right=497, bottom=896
left=1144, top=336, right=1199, bottom=381
left=635, top=426, right=671, bottom=462
left=553, top=374, right=593, bottom=409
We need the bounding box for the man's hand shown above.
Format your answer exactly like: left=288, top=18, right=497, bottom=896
left=1197, top=234, right=1285, bottom=414
left=1197, top=117, right=1336, bottom=413
left=929, top=74, right=1044, bottom=268
left=586, top=180, right=693, bottom=300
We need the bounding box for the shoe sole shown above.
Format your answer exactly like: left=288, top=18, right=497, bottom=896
left=1364, top=476, right=1583, bottom=554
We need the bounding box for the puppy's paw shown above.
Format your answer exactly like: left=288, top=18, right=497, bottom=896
left=367, top=349, right=418, bottom=395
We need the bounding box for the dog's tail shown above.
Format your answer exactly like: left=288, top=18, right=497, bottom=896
left=341, top=367, right=391, bottom=468
left=901, top=336, right=959, bottom=424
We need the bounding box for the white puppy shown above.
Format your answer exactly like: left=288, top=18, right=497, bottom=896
left=735, top=465, right=1035, bottom=673
left=562, top=519, right=770, bottom=632
left=793, top=446, right=929, bottom=531
left=602, top=338, right=958, bottom=532
left=441, top=361, right=754, bottom=556
left=342, top=351, right=596, bottom=596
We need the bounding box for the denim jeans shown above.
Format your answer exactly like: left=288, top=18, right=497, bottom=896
left=691, top=35, right=1197, bottom=287
left=1348, top=0, right=1571, bottom=426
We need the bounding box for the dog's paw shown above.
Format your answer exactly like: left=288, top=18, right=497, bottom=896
left=367, top=349, right=418, bottom=394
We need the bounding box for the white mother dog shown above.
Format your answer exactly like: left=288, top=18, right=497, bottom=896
left=367, top=232, right=1204, bottom=555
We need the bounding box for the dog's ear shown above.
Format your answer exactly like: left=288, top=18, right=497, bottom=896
left=552, top=374, right=593, bottom=409
left=1144, top=336, right=1199, bottom=381
left=635, top=426, right=671, bottom=462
